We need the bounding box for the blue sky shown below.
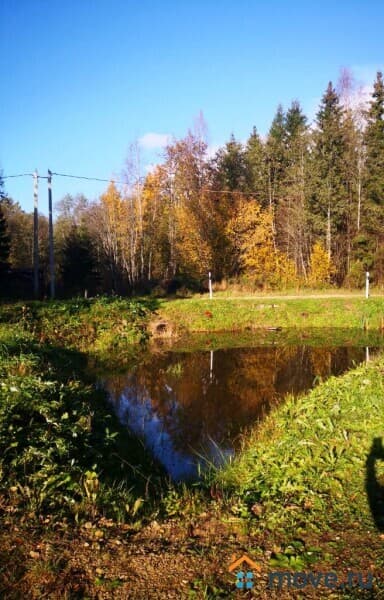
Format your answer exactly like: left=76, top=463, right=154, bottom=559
left=1, top=0, right=383, bottom=213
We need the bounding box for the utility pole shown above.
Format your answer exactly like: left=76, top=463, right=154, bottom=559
left=33, top=170, right=39, bottom=298
left=48, top=170, right=55, bottom=299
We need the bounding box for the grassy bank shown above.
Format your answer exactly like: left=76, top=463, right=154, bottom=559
left=214, top=353, right=384, bottom=534
left=200, top=353, right=384, bottom=596
left=1, top=296, right=384, bottom=597
left=154, top=296, right=384, bottom=335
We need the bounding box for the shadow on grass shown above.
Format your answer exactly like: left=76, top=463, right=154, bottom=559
left=0, top=333, right=168, bottom=519
left=366, top=437, right=384, bottom=531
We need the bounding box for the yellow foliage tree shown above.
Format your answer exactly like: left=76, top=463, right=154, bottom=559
left=228, top=200, right=297, bottom=288
left=175, top=203, right=212, bottom=281
left=98, top=182, right=125, bottom=287
left=308, top=241, right=335, bottom=287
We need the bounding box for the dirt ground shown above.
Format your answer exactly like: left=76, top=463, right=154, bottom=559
left=1, top=507, right=384, bottom=600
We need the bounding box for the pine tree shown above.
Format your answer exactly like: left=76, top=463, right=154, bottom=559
left=361, top=72, right=384, bottom=284
left=244, top=126, right=268, bottom=205
left=310, top=82, right=348, bottom=281
left=213, top=134, right=248, bottom=192
left=61, top=227, right=98, bottom=296
left=277, top=101, right=310, bottom=277
left=0, top=205, right=10, bottom=273
left=364, top=71, right=384, bottom=206
left=265, top=104, right=287, bottom=210
left=285, top=100, right=307, bottom=142
left=0, top=171, right=6, bottom=201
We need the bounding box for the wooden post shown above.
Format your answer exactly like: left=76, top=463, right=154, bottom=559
left=366, top=271, right=370, bottom=299
left=208, top=271, right=213, bottom=300
left=48, top=170, right=55, bottom=299
left=33, top=170, right=39, bottom=298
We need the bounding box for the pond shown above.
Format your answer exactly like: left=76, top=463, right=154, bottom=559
left=103, top=332, right=380, bottom=481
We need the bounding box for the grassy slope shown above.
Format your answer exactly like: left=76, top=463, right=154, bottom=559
left=155, top=296, right=384, bottom=334
left=207, top=354, right=384, bottom=596
left=215, top=354, right=384, bottom=531
left=0, top=298, right=165, bottom=524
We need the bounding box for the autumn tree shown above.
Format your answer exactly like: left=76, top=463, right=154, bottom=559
left=93, top=182, right=125, bottom=291
left=308, top=241, right=335, bottom=287
left=161, top=131, right=213, bottom=283
left=227, top=199, right=296, bottom=289
left=141, top=167, right=168, bottom=281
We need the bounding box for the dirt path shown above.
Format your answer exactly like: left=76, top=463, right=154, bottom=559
left=213, top=293, right=382, bottom=300
left=2, top=512, right=384, bottom=599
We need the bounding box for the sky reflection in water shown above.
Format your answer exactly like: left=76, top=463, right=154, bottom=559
left=105, top=345, right=369, bottom=481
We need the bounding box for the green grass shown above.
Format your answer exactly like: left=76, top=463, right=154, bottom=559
left=156, top=296, right=384, bottom=334
left=208, top=352, right=384, bottom=536
left=0, top=297, right=166, bottom=526
left=0, top=296, right=158, bottom=352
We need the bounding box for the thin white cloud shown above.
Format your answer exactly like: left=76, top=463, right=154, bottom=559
left=305, top=65, right=383, bottom=128
left=144, top=163, right=159, bottom=174
left=352, top=64, right=384, bottom=85
left=139, top=132, right=171, bottom=149
left=206, top=143, right=221, bottom=159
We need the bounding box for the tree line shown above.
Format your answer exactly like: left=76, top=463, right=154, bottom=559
left=1, top=70, right=384, bottom=297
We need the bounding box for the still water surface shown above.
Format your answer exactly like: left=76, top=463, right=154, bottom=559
left=104, top=342, right=373, bottom=481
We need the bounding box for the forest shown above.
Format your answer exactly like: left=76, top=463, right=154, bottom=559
left=1, top=70, right=384, bottom=297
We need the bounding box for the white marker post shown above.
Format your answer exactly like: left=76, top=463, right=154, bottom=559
left=365, top=271, right=370, bottom=299
left=208, top=271, right=213, bottom=300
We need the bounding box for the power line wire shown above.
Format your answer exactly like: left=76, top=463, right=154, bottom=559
left=3, top=171, right=260, bottom=197
left=51, top=172, right=125, bottom=184
left=3, top=173, right=34, bottom=179
left=51, top=173, right=260, bottom=196
left=2, top=172, right=122, bottom=183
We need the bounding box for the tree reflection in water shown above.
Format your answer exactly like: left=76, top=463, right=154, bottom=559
left=104, top=345, right=368, bottom=481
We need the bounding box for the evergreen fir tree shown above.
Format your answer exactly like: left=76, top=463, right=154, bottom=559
left=244, top=126, right=268, bottom=204
left=361, top=72, right=384, bottom=284
left=265, top=105, right=287, bottom=210
left=310, top=82, right=348, bottom=281
left=285, top=100, right=307, bottom=149
left=364, top=71, right=384, bottom=206
left=213, top=134, right=248, bottom=192
left=61, top=227, right=98, bottom=296
left=0, top=171, right=6, bottom=201
left=277, top=101, right=310, bottom=276
left=0, top=205, right=10, bottom=273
